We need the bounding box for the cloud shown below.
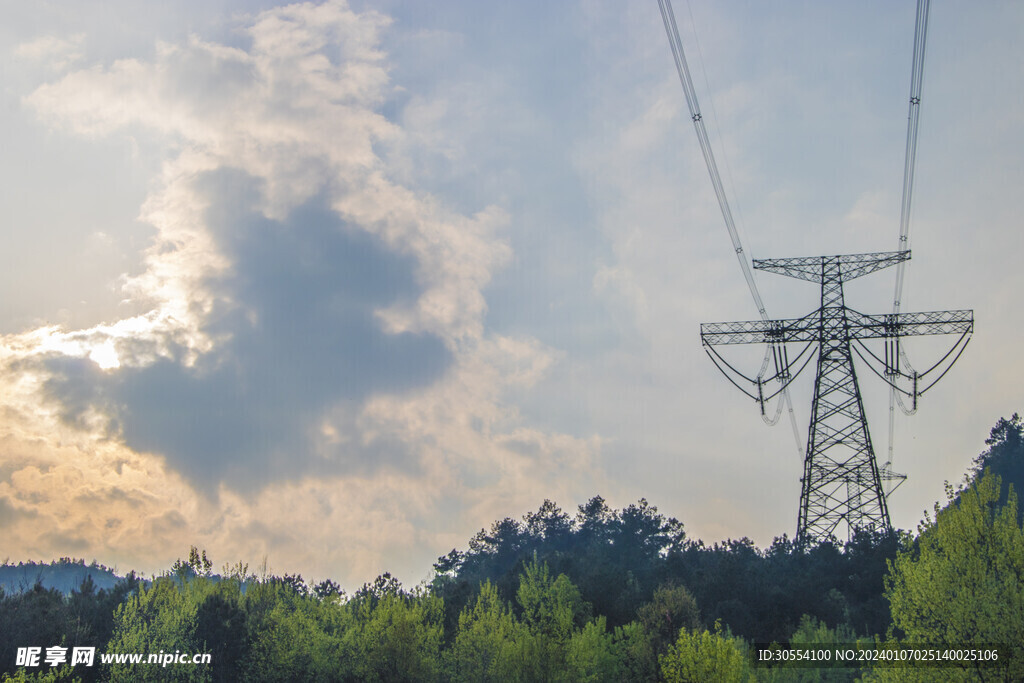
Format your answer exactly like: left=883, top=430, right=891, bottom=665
left=18, top=0, right=478, bottom=485
left=0, top=0, right=603, bottom=584
left=14, top=34, right=85, bottom=72
left=43, top=172, right=453, bottom=491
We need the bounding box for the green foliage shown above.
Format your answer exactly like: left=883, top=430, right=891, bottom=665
left=770, top=615, right=863, bottom=683
left=636, top=583, right=701, bottom=656
left=448, top=562, right=633, bottom=682
left=431, top=495, right=901, bottom=646
left=350, top=590, right=443, bottom=682
left=1, top=668, right=82, bottom=683
left=566, top=617, right=621, bottom=683
left=242, top=584, right=351, bottom=682
left=0, top=584, right=88, bottom=672
left=516, top=558, right=588, bottom=640
left=968, top=413, right=1024, bottom=522
left=882, top=470, right=1024, bottom=680
left=659, top=622, right=753, bottom=683
left=433, top=497, right=687, bottom=632
left=194, top=585, right=248, bottom=682
left=0, top=511, right=914, bottom=683
left=446, top=581, right=522, bottom=682
left=609, top=621, right=658, bottom=682
left=661, top=531, right=898, bottom=643
left=0, top=571, right=137, bottom=683
left=789, top=613, right=858, bottom=646
left=106, top=577, right=213, bottom=682
left=514, top=558, right=591, bottom=682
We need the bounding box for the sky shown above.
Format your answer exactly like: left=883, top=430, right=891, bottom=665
left=1, top=0, right=1021, bottom=589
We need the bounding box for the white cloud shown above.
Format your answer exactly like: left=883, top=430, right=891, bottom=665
left=0, top=0, right=603, bottom=586
left=14, top=34, right=85, bottom=72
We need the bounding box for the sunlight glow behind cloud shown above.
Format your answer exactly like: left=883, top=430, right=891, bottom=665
left=1, top=0, right=602, bottom=586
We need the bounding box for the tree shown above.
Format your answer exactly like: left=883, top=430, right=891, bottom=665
left=242, top=586, right=350, bottom=683
left=515, top=558, right=589, bottom=681
left=194, top=583, right=248, bottom=682
left=432, top=496, right=691, bottom=635
left=567, top=617, right=621, bottom=683
left=658, top=623, right=752, bottom=683
left=968, top=414, right=1024, bottom=522
left=517, top=559, right=587, bottom=641
left=350, top=590, right=444, bottom=682
left=781, top=615, right=863, bottom=682
left=524, top=500, right=572, bottom=548
left=0, top=583, right=87, bottom=678
left=446, top=581, right=522, bottom=682
left=171, top=548, right=213, bottom=580
left=609, top=621, right=658, bottom=682
left=1, top=667, right=82, bottom=682
left=883, top=471, right=1024, bottom=680
left=106, top=577, right=212, bottom=683
left=636, top=583, right=701, bottom=657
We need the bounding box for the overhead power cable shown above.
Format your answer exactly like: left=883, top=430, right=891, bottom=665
left=887, top=0, right=931, bottom=468
left=658, top=0, right=765, bottom=319
left=658, top=0, right=804, bottom=457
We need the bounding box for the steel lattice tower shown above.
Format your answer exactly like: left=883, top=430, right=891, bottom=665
left=700, top=251, right=973, bottom=543
left=658, top=0, right=971, bottom=543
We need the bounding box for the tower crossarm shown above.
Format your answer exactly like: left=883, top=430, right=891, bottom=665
left=753, top=250, right=910, bottom=284
left=845, top=308, right=974, bottom=339
left=701, top=307, right=973, bottom=347
left=701, top=309, right=820, bottom=346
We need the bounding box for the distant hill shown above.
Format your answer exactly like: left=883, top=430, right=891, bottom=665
left=0, top=558, right=124, bottom=594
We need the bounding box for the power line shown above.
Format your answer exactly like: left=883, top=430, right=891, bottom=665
left=887, top=0, right=931, bottom=476
left=657, top=0, right=805, bottom=457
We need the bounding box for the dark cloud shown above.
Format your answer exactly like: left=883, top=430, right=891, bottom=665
left=45, top=170, right=451, bottom=492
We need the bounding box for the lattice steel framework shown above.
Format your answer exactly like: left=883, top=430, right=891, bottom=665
left=701, top=250, right=973, bottom=543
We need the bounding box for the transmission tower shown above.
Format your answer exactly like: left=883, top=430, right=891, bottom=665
left=701, top=251, right=973, bottom=542
left=658, top=0, right=973, bottom=543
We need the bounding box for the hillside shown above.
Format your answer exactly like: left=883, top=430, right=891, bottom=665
left=0, top=558, right=123, bottom=595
